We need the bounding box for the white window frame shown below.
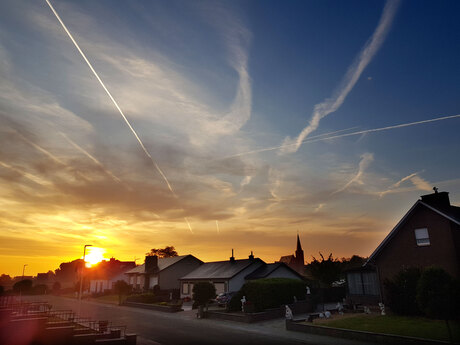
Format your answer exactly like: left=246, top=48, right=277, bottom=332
left=415, top=228, right=430, bottom=246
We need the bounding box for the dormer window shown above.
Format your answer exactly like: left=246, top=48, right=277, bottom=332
left=415, top=228, right=430, bottom=246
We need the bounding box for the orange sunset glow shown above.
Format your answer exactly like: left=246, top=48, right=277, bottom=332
left=0, top=0, right=459, bottom=282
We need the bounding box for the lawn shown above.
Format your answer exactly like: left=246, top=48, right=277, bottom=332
left=314, top=314, right=460, bottom=342
left=91, top=294, right=121, bottom=305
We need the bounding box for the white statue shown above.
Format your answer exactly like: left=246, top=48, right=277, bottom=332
left=336, top=302, right=344, bottom=315
left=285, top=305, right=293, bottom=320
left=306, top=286, right=311, bottom=295
left=240, top=296, right=246, bottom=312
left=324, top=311, right=332, bottom=319
left=319, top=312, right=325, bottom=318
left=364, top=306, right=371, bottom=314
left=378, top=302, right=386, bottom=316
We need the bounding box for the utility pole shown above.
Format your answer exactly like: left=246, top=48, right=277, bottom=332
left=78, top=244, right=92, bottom=316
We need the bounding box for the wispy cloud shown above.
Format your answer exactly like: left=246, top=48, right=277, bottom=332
left=281, top=0, right=400, bottom=153
left=331, top=153, right=374, bottom=195
left=379, top=172, right=432, bottom=197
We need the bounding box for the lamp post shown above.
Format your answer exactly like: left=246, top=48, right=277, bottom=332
left=78, top=244, right=92, bottom=316
left=22, top=264, right=28, bottom=279
left=19, top=264, right=28, bottom=302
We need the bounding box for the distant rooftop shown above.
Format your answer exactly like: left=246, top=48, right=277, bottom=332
left=180, top=258, right=263, bottom=280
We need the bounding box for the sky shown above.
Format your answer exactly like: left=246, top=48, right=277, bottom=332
left=1, top=0, right=459, bottom=276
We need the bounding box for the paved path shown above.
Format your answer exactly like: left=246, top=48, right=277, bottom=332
left=27, top=296, right=376, bottom=345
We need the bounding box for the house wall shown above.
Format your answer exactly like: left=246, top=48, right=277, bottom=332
left=90, top=280, right=109, bottom=293
left=228, top=261, right=264, bottom=292
left=159, top=256, right=203, bottom=290
left=374, top=205, right=460, bottom=301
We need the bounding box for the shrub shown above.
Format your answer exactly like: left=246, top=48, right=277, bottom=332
left=417, top=267, right=459, bottom=320
left=32, top=284, right=48, bottom=295
left=13, top=279, right=33, bottom=294
left=113, top=280, right=131, bottom=305
left=384, top=267, right=422, bottom=316
left=126, top=293, right=157, bottom=304
left=192, top=282, right=216, bottom=306
left=229, top=278, right=307, bottom=312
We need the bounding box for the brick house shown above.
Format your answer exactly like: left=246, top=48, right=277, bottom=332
left=125, top=255, right=203, bottom=292
left=346, top=190, right=460, bottom=305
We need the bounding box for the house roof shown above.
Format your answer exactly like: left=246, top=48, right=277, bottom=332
left=245, top=262, right=303, bottom=280
left=180, top=258, right=263, bottom=280
left=278, top=255, right=295, bottom=265
left=366, top=198, right=460, bottom=265
left=125, top=255, right=195, bottom=275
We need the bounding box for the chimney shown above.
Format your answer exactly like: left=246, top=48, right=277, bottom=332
left=145, top=255, right=158, bottom=273
left=249, top=251, right=254, bottom=260
left=230, top=249, right=235, bottom=263
left=421, top=189, right=450, bottom=211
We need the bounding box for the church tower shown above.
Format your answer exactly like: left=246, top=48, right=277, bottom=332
left=295, top=233, right=305, bottom=274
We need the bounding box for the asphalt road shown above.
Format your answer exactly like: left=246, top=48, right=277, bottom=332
left=27, top=296, right=373, bottom=345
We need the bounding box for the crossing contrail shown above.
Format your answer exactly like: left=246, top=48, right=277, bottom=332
left=45, top=0, right=176, bottom=196
left=59, top=132, right=123, bottom=184
left=222, top=114, right=460, bottom=159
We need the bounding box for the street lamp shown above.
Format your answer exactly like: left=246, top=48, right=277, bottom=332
left=78, top=244, right=92, bottom=315
left=19, top=264, right=28, bottom=302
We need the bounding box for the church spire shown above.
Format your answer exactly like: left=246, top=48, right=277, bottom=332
left=296, top=232, right=302, bottom=251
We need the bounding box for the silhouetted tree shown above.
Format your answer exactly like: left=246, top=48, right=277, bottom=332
left=52, top=281, right=61, bottom=294
left=306, top=253, right=341, bottom=286
left=113, top=280, right=131, bottom=305
left=13, top=279, right=33, bottom=294
left=0, top=274, right=12, bottom=286
left=146, top=246, right=178, bottom=258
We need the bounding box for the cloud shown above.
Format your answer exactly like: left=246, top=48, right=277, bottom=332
left=281, top=0, right=400, bottom=153
left=379, top=172, right=432, bottom=197
left=331, top=153, right=374, bottom=195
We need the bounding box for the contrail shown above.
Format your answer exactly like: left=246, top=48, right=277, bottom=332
left=45, top=0, right=176, bottom=196
left=217, top=127, right=358, bottom=160
left=185, top=217, right=194, bottom=234
left=59, top=132, right=123, bottom=184
left=222, top=114, right=460, bottom=159
left=215, top=220, right=220, bottom=234
left=0, top=161, right=51, bottom=186
left=281, top=0, right=400, bottom=153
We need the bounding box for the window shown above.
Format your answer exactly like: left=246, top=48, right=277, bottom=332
left=415, top=228, right=430, bottom=246
left=182, top=283, right=189, bottom=295
left=214, top=282, right=225, bottom=295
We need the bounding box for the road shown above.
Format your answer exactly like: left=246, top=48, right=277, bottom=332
left=27, top=296, right=374, bottom=345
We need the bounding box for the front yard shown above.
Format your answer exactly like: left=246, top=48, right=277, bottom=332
left=313, top=313, right=460, bottom=342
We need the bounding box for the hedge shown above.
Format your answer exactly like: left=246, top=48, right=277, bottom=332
left=228, top=278, right=307, bottom=312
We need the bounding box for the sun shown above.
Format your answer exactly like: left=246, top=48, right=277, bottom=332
left=84, top=247, right=106, bottom=267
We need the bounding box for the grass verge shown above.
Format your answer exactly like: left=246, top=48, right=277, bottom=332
left=317, top=314, right=460, bottom=342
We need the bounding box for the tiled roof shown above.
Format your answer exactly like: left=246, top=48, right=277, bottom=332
left=125, top=255, right=192, bottom=275
left=180, top=259, right=263, bottom=280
